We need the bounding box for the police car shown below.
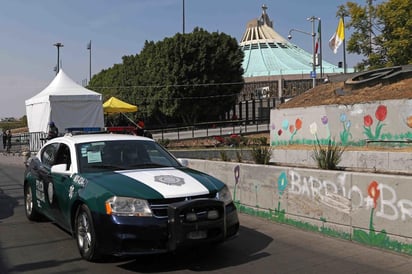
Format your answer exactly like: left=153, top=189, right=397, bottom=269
left=24, top=133, right=239, bottom=261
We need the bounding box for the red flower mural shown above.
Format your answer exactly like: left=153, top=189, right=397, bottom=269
left=278, top=129, right=282, bottom=136
left=289, top=125, right=295, bottom=133
left=295, top=118, right=302, bottom=130
left=368, top=181, right=380, bottom=209
left=364, top=115, right=373, bottom=127
left=375, top=105, right=387, bottom=122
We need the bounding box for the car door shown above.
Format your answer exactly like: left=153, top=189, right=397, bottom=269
left=36, top=142, right=60, bottom=221
left=49, top=143, right=74, bottom=230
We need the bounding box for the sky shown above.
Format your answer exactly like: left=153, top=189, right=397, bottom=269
left=0, top=0, right=376, bottom=118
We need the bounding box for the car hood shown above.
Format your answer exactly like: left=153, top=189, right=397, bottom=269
left=82, top=167, right=224, bottom=199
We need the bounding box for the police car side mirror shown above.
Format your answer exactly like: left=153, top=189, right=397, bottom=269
left=51, top=164, right=72, bottom=176
left=178, top=158, right=188, bottom=167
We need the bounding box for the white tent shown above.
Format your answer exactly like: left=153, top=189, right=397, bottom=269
left=25, top=69, right=104, bottom=133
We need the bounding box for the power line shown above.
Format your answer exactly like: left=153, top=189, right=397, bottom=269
left=91, top=81, right=245, bottom=89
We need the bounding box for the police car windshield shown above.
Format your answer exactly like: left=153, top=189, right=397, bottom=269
left=76, top=140, right=181, bottom=173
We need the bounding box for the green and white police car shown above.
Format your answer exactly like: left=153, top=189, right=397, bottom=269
left=24, top=133, right=239, bottom=261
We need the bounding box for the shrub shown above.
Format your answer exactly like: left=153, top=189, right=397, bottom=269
left=236, top=151, right=243, bottom=163
left=158, top=138, right=171, bottom=147
left=219, top=151, right=229, bottom=161
left=251, top=145, right=272, bottom=164
left=312, top=139, right=345, bottom=170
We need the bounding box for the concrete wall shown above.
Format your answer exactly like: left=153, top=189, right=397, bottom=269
left=270, top=99, right=412, bottom=146
left=171, top=148, right=412, bottom=174
left=186, top=159, right=412, bottom=255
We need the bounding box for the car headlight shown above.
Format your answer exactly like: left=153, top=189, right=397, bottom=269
left=105, top=196, right=152, bottom=217
left=216, top=186, right=233, bottom=206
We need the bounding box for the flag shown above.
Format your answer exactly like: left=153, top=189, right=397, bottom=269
left=329, top=18, right=344, bottom=54
left=314, top=21, right=321, bottom=54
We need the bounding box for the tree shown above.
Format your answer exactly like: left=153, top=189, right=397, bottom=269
left=88, top=28, right=244, bottom=126
left=342, top=0, right=412, bottom=70
left=136, top=28, right=244, bottom=125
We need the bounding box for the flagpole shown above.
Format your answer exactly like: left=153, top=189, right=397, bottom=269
left=342, top=16, right=347, bottom=74
left=319, top=19, right=323, bottom=78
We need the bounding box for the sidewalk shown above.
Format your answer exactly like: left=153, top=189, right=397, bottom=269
left=0, top=147, right=29, bottom=166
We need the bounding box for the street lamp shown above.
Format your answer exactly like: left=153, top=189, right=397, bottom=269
left=53, top=42, right=64, bottom=74
left=182, top=0, right=185, bottom=34
left=288, top=16, right=321, bottom=88
left=87, top=40, right=92, bottom=83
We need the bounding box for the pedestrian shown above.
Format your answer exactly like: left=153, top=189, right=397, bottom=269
left=47, top=121, right=59, bottom=139
left=6, top=130, right=12, bottom=153
left=2, top=129, right=6, bottom=149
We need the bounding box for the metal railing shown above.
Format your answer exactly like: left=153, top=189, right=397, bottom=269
left=149, top=119, right=270, bottom=141
left=4, top=119, right=270, bottom=153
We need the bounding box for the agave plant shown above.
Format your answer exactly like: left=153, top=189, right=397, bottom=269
left=312, top=138, right=345, bottom=170
left=251, top=145, right=272, bottom=165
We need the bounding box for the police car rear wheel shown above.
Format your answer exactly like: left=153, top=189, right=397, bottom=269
left=24, top=183, right=41, bottom=221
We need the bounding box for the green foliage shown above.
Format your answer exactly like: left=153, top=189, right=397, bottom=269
left=157, top=139, right=170, bottom=148
left=235, top=151, right=243, bottom=163
left=341, top=0, right=412, bottom=69
left=0, top=117, right=27, bottom=131
left=219, top=151, right=229, bottom=162
left=251, top=146, right=272, bottom=165
left=312, top=139, right=345, bottom=170
left=88, top=28, right=244, bottom=126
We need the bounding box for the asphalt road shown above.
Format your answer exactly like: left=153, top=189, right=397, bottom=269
left=1, top=161, right=412, bottom=274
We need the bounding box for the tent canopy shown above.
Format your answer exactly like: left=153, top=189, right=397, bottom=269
left=25, top=69, right=104, bottom=133
left=103, top=96, right=138, bottom=114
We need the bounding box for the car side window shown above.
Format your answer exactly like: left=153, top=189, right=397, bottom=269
left=54, top=144, right=72, bottom=170
left=41, top=143, right=60, bottom=168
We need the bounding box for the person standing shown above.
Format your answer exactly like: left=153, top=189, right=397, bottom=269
left=2, top=130, right=6, bottom=149
left=47, top=121, right=59, bottom=139
left=5, top=130, right=12, bottom=153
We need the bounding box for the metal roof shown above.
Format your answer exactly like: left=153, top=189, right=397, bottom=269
left=240, top=5, right=346, bottom=78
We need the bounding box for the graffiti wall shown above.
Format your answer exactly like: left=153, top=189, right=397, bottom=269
left=270, top=99, right=412, bottom=146
left=187, top=159, right=412, bottom=255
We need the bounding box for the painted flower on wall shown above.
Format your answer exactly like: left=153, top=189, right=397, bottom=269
left=310, top=122, right=318, bottom=136
left=406, top=116, right=412, bottom=128
left=339, top=113, right=352, bottom=145
left=321, top=115, right=331, bottom=140
left=290, top=118, right=302, bottom=140
left=375, top=105, right=387, bottom=121
left=364, top=115, right=373, bottom=127
left=277, top=171, right=288, bottom=195
left=367, top=180, right=380, bottom=209
left=282, top=119, right=289, bottom=130
left=353, top=180, right=389, bottom=248
left=363, top=105, right=388, bottom=140
left=233, top=165, right=240, bottom=203
left=275, top=171, right=289, bottom=219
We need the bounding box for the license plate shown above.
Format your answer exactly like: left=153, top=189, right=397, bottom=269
left=187, top=230, right=207, bottom=240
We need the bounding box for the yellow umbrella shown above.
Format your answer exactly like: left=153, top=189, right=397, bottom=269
left=103, top=97, right=137, bottom=114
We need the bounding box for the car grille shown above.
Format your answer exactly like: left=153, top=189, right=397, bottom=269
left=149, top=193, right=217, bottom=218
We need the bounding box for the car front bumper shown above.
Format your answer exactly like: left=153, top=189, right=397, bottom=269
left=92, top=199, right=239, bottom=256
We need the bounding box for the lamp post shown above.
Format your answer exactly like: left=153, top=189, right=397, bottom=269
left=288, top=16, right=321, bottom=88
left=87, top=40, right=92, bottom=83
left=182, top=0, right=185, bottom=34
left=53, top=42, right=64, bottom=74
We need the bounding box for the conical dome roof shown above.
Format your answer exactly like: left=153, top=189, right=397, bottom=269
left=240, top=5, right=344, bottom=78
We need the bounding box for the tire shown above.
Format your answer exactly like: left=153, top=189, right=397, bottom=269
left=24, top=183, right=41, bottom=221
left=75, top=204, right=100, bottom=261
